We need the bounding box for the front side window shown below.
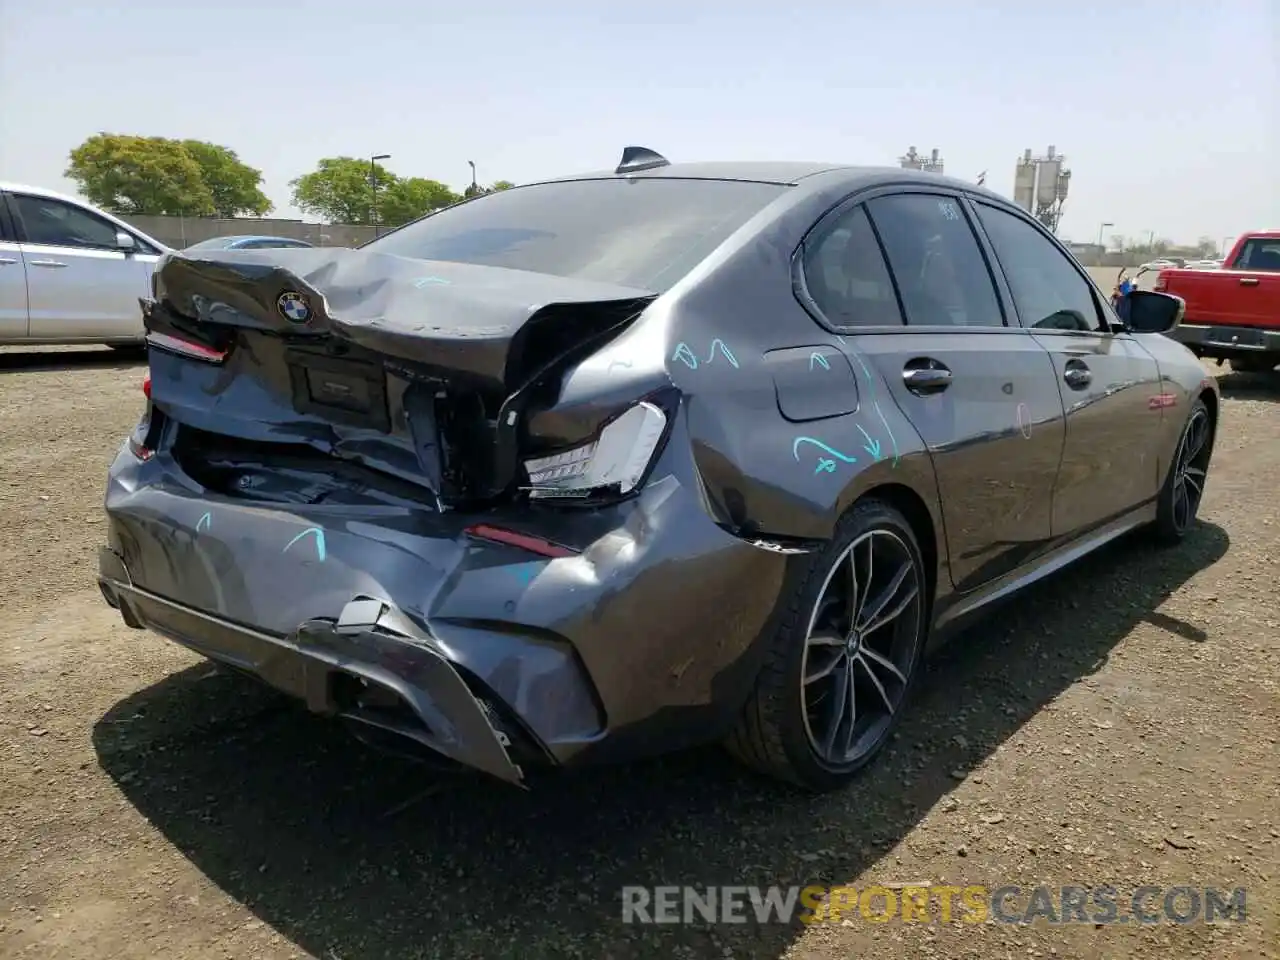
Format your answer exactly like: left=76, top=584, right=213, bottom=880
left=866, top=194, right=1005, bottom=327
left=362, top=177, right=788, bottom=293
left=801, top=205, right=903, bottom=327
left=973, top=202, right=1104, bottom=332
left=13, top=194, right=119, bottom=250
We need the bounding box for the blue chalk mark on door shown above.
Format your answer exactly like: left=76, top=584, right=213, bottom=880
left=855, top=424, right=882, bottom=461
left=413, top=276, right=450, bottom=288
left=706, top=339, right=739, bottom=368
left=842, top=348, right=900, bottom=467
left=509, top=561, right=545, bottom=586
left=283, top=527, right=327, bottom=562
left=672, top=343, right=699, bottom=369
left=195, top=511, right=212, bottom=534
left=809, top=351, right=831, bottom=371
left=793, top=437, right=858, bottom=475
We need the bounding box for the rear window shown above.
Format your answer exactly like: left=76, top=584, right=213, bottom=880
left=361, top=178, right=787, bottom=292
left=1233, top=237, right=1280, bottom=272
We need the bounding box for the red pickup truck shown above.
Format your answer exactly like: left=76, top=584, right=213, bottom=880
left=1156, top=231, right=1280, bottom=374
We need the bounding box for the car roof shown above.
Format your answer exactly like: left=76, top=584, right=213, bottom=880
left=0, top=180, right=100, bottom=206
left=0, top=180, right=171, bottom=249
left=526, top=161, right=1012, bottom=203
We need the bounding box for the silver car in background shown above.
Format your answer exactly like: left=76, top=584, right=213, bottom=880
left=0, top=182, right=169, bottom=347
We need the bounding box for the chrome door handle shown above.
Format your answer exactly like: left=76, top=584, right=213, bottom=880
left=1063, top=363, right=1092, bottom=389
left=29, top=259, right=68, bottom=268
left=1239, top=278, right=1259, bottom=286
left=902, top=365, right=952, bottom=395
left=0, top=257, right=17, bottom=265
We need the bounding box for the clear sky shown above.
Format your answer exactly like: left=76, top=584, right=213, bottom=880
left=2, top=0, right=1275, bottom=248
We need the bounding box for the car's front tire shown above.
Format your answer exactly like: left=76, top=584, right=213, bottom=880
left=1151, top=397, right=1213, bottom=545
left=726, top=498, right=928, bottom=791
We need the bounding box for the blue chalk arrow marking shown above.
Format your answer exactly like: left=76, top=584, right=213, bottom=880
left=195, top=512, right=212, bottom=533
left=283, top=527, right=326, bottom=562
left=856, top=424, right=882, bottom=461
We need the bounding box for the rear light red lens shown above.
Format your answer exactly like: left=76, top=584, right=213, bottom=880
left=142, top=374, right=152, bottom=398
left=464, top=524, right=577, bottom=558
left=1154, top=278, right=1167, bottom=292
left=145, top=331, right=227, bottom=363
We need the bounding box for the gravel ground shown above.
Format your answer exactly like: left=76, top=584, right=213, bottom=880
left=0, top=346, right=1276, bottom=960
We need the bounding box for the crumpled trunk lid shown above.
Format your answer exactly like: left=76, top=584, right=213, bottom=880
left=143, top=248, right=654, bottom=505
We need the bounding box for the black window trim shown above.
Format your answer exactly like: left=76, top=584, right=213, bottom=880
left=792, top=182, right=1023, bottom=336
left=0, top=193, right=19, bottom=243
left=7, top=191, right=152, bottom=256
left=963, top=194, right=1124, bottom=337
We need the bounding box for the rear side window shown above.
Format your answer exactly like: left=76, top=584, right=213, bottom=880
left=866, top=194, right=1004, bottom=327
left=362, top=178, right=787, bottom=293
left=802, top=206, right=903, bottom=327
left=973, top=202, right=1104, bottom=332
left=1234, top=237, right=1280, bottom=272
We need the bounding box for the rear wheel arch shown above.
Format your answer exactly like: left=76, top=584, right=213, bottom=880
left=857, top=482, right=939, bottom=614
left=1199, top=387, right=1219, bottom=438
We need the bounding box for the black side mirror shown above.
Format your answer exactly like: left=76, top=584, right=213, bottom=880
left=1124, top=290, right=1184, bottom=334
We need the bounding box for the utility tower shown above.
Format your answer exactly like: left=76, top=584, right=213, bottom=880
left=899, top=146, right=944, bottom=174
left=1012, top=146, right=1071, bottom=234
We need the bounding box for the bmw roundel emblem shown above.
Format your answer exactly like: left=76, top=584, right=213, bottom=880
left=277, top=291, right=311, bottom=324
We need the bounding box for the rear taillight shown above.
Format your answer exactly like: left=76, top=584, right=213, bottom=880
left=1154, top=276, right=1168, bottom=292
left=129, top=377, right=156, bottom=460
left=464, top=524, right=577, bottom=558
left=145, top=331, right=227, bottom=363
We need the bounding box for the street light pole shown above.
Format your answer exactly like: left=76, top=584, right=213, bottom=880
left=1096, top=221, right=1113, bottom=247
left=467, top=160, right=477, bottom=196
left=370, top=153, right=390, bottom=237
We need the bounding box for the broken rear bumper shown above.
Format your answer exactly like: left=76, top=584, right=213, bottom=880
left=97, top=430, right=795, bottom=784
left=99, top=551, right=529, bottom=783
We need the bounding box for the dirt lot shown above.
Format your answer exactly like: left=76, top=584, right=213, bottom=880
left=1, top=346, right=1276, bottom=960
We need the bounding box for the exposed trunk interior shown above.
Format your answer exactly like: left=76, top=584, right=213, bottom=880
left=144, top=250, right=656, bottom=507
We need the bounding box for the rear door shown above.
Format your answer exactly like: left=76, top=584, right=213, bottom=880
left=0, top=194, right=29, bottom=338
left=970, top=200, right=1163, bottom=536
left=804, top=189, right=1067, bottom=593
left=10, top=191, right=151, bottom=341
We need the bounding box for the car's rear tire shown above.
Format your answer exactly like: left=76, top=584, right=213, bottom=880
left=1150, top=398, right=1213, bottom=545
left=726, top=498, right=928, bottom=791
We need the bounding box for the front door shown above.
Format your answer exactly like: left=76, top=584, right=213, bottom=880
left=804, top=191, right=1068, bottom=594
left=970, top=200, right=1164, bottom=536
left=10, top=191, right=152, bottom=341
left=0, top=199, right=29, bottom=338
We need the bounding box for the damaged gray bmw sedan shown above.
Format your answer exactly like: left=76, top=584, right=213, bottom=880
left=98, top=148, right=1218, bottom=791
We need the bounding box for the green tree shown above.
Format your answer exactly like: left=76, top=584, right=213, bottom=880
left=179, top=140, right=272, bottom=217
left=290, top=157, right=395, bottom=225
left=489, top=180, right=516, bottom=191
left=65, top=133, right=215, bottom=216
left=379, top=177, right=460, bottom=227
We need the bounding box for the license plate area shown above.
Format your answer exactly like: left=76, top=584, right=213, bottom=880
left=286, top=348, right=390, bottom=431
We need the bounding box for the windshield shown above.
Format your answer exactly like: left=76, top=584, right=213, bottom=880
left=362, top=177, right=788, bottom=292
